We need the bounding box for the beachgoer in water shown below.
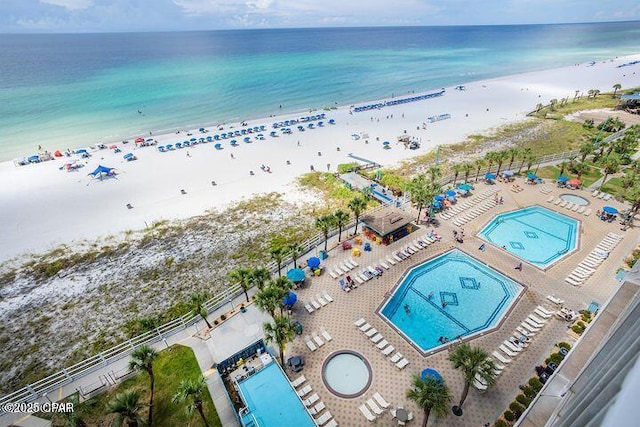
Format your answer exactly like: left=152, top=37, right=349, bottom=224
left=404, top=304, right=411, bottom=314
left=428, top=291, right=434, bottom=299
left=442, top=301, right=447, bottom=308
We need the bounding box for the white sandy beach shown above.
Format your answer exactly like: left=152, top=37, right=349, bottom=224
left=1, top=55, right=639, bottom=261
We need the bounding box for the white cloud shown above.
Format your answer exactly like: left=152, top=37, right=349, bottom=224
left=40, top=0, right=93, bottom=11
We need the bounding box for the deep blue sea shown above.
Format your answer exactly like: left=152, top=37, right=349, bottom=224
left=1, top=22, right=639, bottom=160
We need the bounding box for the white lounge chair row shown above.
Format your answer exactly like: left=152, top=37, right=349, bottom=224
left=327, top=258, right=360, bottom=279
left=359, top=392, right=391, bottom=422
left=388, top=233, right=441, bottom=264
left=354, top=318, right=404, bottom=366
left=304, top=327, right=332, bottom=352
left=492, top=309, right=550, bottom=366
left=592, top=190, right=613, bottom=200
left=439, top=188, right=499, bottom=220
left=304, top=290, right=334, bottom=313
left=565, top=233, right=623, bottom=286
left=452, top=199, right=498, bottom=227
left=548, top=197, right=592, bottom=216
left=473, top=356, right=506, bottom=392
left=297, top=384, right=337, bottom=426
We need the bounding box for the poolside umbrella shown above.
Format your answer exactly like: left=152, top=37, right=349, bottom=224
left=568, top=179, right=581, bottom=186
left=602, top=206, right=618, bottom=214
left=199, top=127, right=205, bottom=132
left=214, top=143, right=222, bottom=149
left=123, top=153, right=135, bottom=161
left=307, top=257, right=321, bottom=269
left=445, top=190, right=457, bottom=197
left=527, top=172, right=537, bottom=180
left=383, top=141, right=390, bottom=146
left=434, top=194, right=445, bottom=202
left=503, top=170, right=514, bottom=177
left=485, top=173, right=496, bottom=180
left=421, top=368, right=443, bottom=382
left=457, top=183, right=473, bottom=191
left=557, top=176, right=569, bottom=182
left=190, top=138, right=197, bottom=142
left=287, top=268, right=305, bottom=283
left=282, top=291, right=297, bottom=307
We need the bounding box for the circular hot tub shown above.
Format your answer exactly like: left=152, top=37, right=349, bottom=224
left=322, top=351, right=372, bottom=398
left=559, top=193, right=589, bottom=206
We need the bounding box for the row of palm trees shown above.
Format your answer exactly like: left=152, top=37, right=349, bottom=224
left=314, top=196, right=368, bottom=251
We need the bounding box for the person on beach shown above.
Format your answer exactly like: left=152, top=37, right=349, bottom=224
left=231, top=153, right=235, bottom=159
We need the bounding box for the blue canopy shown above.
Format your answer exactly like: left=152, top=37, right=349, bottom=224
left=503, top=170, right=514, bottom=177
left=282, top=291, right=297, bottom=306
left=199, top=127, right=205, bottom=132
left=485, top=173, right=496, bottom=180
left=383, top=141, right=390, bottom=145
left=445, top=190, right=457, bottom=197
left=287, top=268, right=305, bottom=282
left=457, top=183, right=473, bottom=191
left=421, top=368, right=443, bottom=382
left=214, top=143, right=222, bottom=149
left=75, top=149, right=88, bottom=154
left=602, top=206, right=618, bottom=214
left=527, top=172, right=537, bottom=179
left=557, top=175, right=569, bottom=182
left=434, top=194, right=445, bottom=201
left=123, top=153, right=134, bottom=160
left=28, top=155, right=40, bottom=162
left=307, top=257, right=321, bottom=269
left=88, top=165, right=114, bottom=177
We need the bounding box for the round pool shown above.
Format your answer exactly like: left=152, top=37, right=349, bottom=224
left=559, top=193, right=589, bottom=206
left=322, top=351, right=372, bottom=398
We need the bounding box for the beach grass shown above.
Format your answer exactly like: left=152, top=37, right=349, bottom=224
left=45, top=345, right=221, bottom=427
left=529, top=93, right=621, bottom=118
left=535, top=165, right=603, bottom=188
left=297, top=172, right=362, bottom=211
left=599, top=177, right=625, bottom=197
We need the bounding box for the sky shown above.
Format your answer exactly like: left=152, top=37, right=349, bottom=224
left=1, top=0, right=639, bottom=33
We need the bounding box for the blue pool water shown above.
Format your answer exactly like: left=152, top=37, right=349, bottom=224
left=238, top=361, right=315, bottom=427
left=380, top=250, right=523, bottom=354
left=478, top=206, right=579, bottom=269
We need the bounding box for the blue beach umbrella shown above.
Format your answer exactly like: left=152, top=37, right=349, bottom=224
left=445, top=190, right=457, bottom=197
left=421, top=368, right=443, bottom=382
left=457, top=183, right=473, bottom=191
left=434, top=194, right=445, bottom=202
left=190, top=138, right=196, bottom=142
left=485, top=173, right=496, bottom=180
left=123, top=153, right=135, bottom=161
left=206, top=136, right=213, bottom=141
left=602, top=206, right=618, bottom=214
left=527, top=172, right=537, bottom=180
left=307, top=257, right=321, bottom=269
left=214, top=143, right=222, bottom=149
left=199, top=127, right=205, bottom=132
left=282, top=291, right=297, bottom=307
left=244, top=137, right=251, bottom=143
left=557, top=175, right=569, bottom=182
left=383, top=141, right=390, bottom=145
left=287, top=268, right=306, bottom=283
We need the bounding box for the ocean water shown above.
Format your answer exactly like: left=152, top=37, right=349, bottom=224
left=1, top=22, right=639, bottom=160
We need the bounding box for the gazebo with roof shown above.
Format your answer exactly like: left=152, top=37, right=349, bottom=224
left=360, top=206, right=416, bottom=245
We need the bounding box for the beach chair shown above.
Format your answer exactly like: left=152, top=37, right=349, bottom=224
left=603, top=193, right=612, bottom=201
left=344, top=260, right=356, bottom=269
left=340, top=262, right=352, bottom=272
left=516, top=326, right=535, bottom=337
left=474, top=374, right=489, bottom=391
left=389, top=352, right=403, bottom=363
left=297, top=384, right=312, bottom=397
left=350, top=258, right=360, bottom=267
left=534, top=308, right=552, bottom=319
left=591, top=190, right=600, bottom=197
left=529, top=313, right=548, bottom=324
left=386, top=256, right=397, bottom=265
left=525, top=317, right=544, bottom=329
left=492, top=351, right=512, bottom=364
left=317, top=295, right=327, bottom=307
left=572, top=204, right=580, bottom=212
left=323, top=290, right=334, bottom=303
left=320, top=327, right=332, bottom=342
left=373, top=392, right=390, bottom=409
left=554, top=199, right=562, bottom=205
left=503, top=340, right=522, bottom=353
left=291, top=375, right=306, bottom=388
left=365, top=328, right=378, bottom=338
left=305, top=336, right=317, bottom=352
left=379, top=260, right=390, bottom=269
left=537, top=306, right=554, bottom=316
left=359, top=322, right=371, bottom=332
left=367, top=398, right=385, bottom=415
left=395, top=358, right=409, bottom=369
left=354, top=275, right=365, bottom=285
left=583, top=208, right=592, bottom=216
left=354, top=317, right=366, bottom=327
left=376, top=339, right=389, bottom=349
left=311, top=299, right=321, bottom=310
left=597, top=192, right=606, bottom=199
left=309, top=400, right=325, bottom=415
left=316, top=411, right=333, bottom=426
left=305, top=303, right=314, bottom=314
left=546, top=196, right=555, bottom=203
left=328, top=269, right=338, bottom=279
left=520, top=322, right=540, bottom=334
left=324, top=420, right=337, bottom=427
left=303, top=393, right=319, bottom=407
left=370, top=333, right=383, bottom=344
left=312, top=332, right=324, bottom=347
left=381, top=345, right=395, bottom=356
left=359, top=404, right=377, bottom=422
left=577, top=206, right=585, bottom=213
left=565, top=276, right=583, bottom=287
left=499, top=345, right=518, bottom=358
left=547, top=295, right=565, bottom=305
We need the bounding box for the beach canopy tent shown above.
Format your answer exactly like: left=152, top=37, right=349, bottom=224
left=75, top=149, right=88, bottom=154
left=286, top=268, right=306, bottom=283
left=88, top=165, right=115, bottom=180
left=434, top=194, right=445, bottom=202
left=421, top=368, right=443, bottom=382
left=282, top=291, right=297, bottom=307
left=445, top=190, right=457, bottom=197
left=602, top=206, right=619, bottom=214
left=214, top=143, right=223, bottom=149
left=135, top=137, right=144, bottom=143
left=123, top=153, right=135, bottom=161
left=360, top=206, right=415, bottom=245
left=568, top=178, right=581, bottom=188
left=502, top=170, right=514, bottom=177
left=527, top=172, right=537, bottom=180
left=28, top=155, right=40, bottom=163
left=557, top=175, right=569, bottom=182
left=457, top=183, right=473, bottom=191
left=54, top=150, right=63, bottom=157
left=307, top=257, right=321, bottom=269
left=485, top=173, right=496, bottom=180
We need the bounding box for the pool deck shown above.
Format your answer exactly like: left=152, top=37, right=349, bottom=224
left=284, top=179, right=639, bottom=427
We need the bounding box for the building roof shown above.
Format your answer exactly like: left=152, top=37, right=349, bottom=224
left=360, top=206, right=414, bottom=237
left=620, top=92, right=640, bottom=100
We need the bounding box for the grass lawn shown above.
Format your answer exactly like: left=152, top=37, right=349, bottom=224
left=49, top=345, right=221, bottom=427
left=599, top=177, right=625, bottom=198
left=534, top=165, right=602, bottom=188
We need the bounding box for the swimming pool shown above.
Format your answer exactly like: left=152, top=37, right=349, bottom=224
left=237, top=361, right=315, bottom=427
left=478, top=205, right=579, bottom=269
left=559, top=194, right=589, bottom=206
left=379, top=250, right=523, bottom=354
left=322, top=351, right=372, bottom=398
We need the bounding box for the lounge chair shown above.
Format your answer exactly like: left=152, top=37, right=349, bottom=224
left=311, top=300, right=321, bottom=310
left=386, top=256, right=397, bottom=265
left=520, top=322, right=540, bottom=334
left=359, top=404, right=376, bottom=422
left=474, top=374, right=489, bottom=391
left=583, top=208, right=592, bottom=216
left=492, top=350, right=512, bottom=364
left=317, top=295, right=327, bottom=306
left=389, top=352, right=403, bottom=363
left=354, top=318, right=366, bottom=327
left=516, top=326, right=535, bottom=337
left=554, top=198, right=562, bottom=205
left=370, top=333, right=383, bottom=344
left=499, top=345, right=518, bottom=358
left=359, top=323, right=371, bottom=332
left=365, top=328, right=378, bottom=338
left=546, top=195, right=555, bottom=203
left=320, top=327, right=332, bottom=342
left=305, top=303, right=314, bottom=314
left=534, top=308, right=552, bottom=319
left=323, top=290, right=334, bottom=303
left=536, top=306, right=554, bottom=316
left=297, top=384, right=312, bottom=397
left=381, top=345, right=395, bottom=356
left=395, top=358, right=409, bottom=369
left=503, top=340, right=522, bottom=353
left=529, top=314, right=548, bottom=324
left=340, top=262, right=352, bottom=272
left=367, top=398, right=385, bottom=415
left=565, top=276, right=583, bottom=287
left=373, top=392, right=390, bottom=409
left=379, top=260, right=390, bottom=269
left=305, top=336, right=317, bottom=352
left=525, top=318, right=544, bottom=329
left=309, top=401, right=325, bottom=415
left=376, top=339, right=389, bottom=349
left=591, top=190, right=600, bottom=197
left=354, top=275, right=365, bottom=285
left=291, top=375, right=306, bottom=388
left=303, top=393, right=319, bottom=407
left=577, top=206, right=585, bottom=213
left=328, top=269, right=338, bottom=279
left=316, top=411, right=333, bottom=426
left=547, top=295, right=565, bottom=305
left=324, top=420, right=337, bottom=427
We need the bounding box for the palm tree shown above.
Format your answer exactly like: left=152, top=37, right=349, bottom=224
left=107, top=390, right=144, bottom=427
left=228, top=267, right=252, bottom=302
left=407, top=174, right=429, bottom=223
left=517, top=148, right=532, bottom=174
left=579, top=142, right=594, bottom=162
left=451, top=163, right=463, bottom=186
left=333, top=209, right=350, bottom=242
left=473, top=158, right=486, bottom=182
left=173, top=377, right=210, bottom=427
left=613, top=83, right=622, bottom=97
left=427, top=165, right=441, bottom=184
left=348, top=196, right=367, bottom=235
left=625, top=182, right=640, bottom=214
left=188, top=293, right=212, bottom=329
left=315, top=214, right=336, bottom=252
left=270, top=243, right=285, bottom=277
left=129, top=345, right=159, bottom=427
left=571, top=162, right=589, bottom=181
left=600, top=154, right=621, bottom=190
left=484, top=152, right=497, bottom=175
left=249, top=266, right=272, bottom=290
left=535, top=103, right=543, bottom=112
left=461, top=162, right=474, bottom=184
left=495, top=151, right=510, bottom=175
left=263, top=314, right=296, bottom=366
left=526, top=153, right=538, bottom=173
left=287, top=242, right=303, bottom=268
left=549, top=98, right=558, bottom=111
left=449, top=343, right=497, bottom=416
left=406, top=374, right=452, bottom=427
left=507, top=148, right=521, bottom=170
left=56, top=393, right=86, bottom=427
left=593, top=89, right=601, bottom=98
left=558, top=160, right=568, bottom=177
left=254, top=285, right=283, bottom=317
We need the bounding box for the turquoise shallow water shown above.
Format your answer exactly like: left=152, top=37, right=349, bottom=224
left=380, top=249, right=523, bottom=353
left=1, top=23, right=639, bottom=160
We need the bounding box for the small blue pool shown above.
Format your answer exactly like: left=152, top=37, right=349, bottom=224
left=478, top=205, right=579, bottom=269
left=238, top=361, right=315, bottom=427
left=380, top=250, right=523, bottom=354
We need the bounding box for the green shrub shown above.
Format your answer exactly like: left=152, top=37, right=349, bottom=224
left=572, top=324, right=585, bottom=334
left=545, top=352, right=565, bottom=365
left=337, top=162, right=360, bottom=174
left=503, top=411, right=515, bottom=422
left=516, top=394, right=532, bottom=407
left=510, top=401, right=525, bottom=418
left=220, top=314, right=227, bottom=321
left=522, top=385, right=537, bottom=398
left=529, top=377, right=543, bottom=392
left=494, top=420, right=509, bottom=427
left=557, top=342, right=572, bottom=350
